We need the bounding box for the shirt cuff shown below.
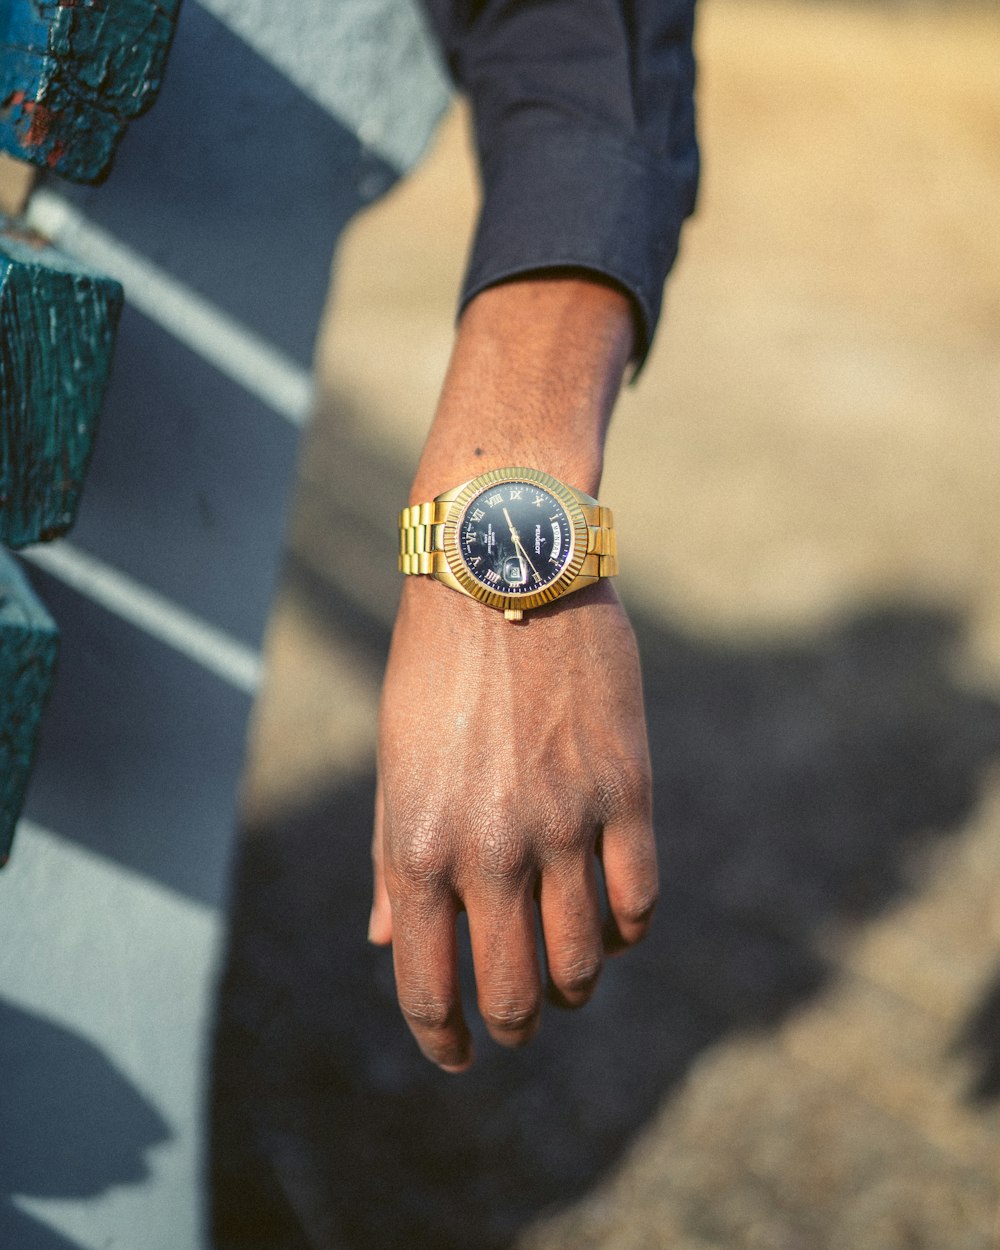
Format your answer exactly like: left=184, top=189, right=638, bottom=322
left=459, top=112, right=697, bottom=366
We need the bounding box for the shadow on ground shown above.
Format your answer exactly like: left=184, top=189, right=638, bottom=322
left=0, top=1001, right=170, bottom=1250
left=210, top=539, right=1000, bottom=1248
left=958, top=969, right=1000, bottom=1103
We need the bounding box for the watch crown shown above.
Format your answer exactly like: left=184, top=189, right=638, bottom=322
left=504, top=608, right=524, bottom=622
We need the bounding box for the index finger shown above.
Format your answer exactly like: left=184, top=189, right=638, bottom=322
left=390, top=890, right=474, bottom=1072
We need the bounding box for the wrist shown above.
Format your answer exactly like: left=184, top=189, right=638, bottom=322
left=409, top=450, right=603, bottom=507
left=410, top=276, right=633, bottom=504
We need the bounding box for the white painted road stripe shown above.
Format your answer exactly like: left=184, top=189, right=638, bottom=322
left=25, top=189, right=314, bottom=427
left=193, top=0, right=449, bottom=176
left=11, top=818, right=222, bottom=920
left=21, top=542, right=263, bottom=695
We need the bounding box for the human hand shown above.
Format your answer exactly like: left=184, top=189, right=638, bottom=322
left=369, top=575, right=656, bottom=1071
left=368, top=273, right=645, bottom=1069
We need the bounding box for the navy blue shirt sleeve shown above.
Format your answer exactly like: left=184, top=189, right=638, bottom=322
left=420, top=0, right=699, bottom=362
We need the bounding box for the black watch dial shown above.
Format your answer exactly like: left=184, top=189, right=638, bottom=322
left=459, top=482, right=574, bottom=595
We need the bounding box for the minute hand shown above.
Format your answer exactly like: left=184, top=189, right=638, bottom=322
left=502, top=508, right=541, bottom=580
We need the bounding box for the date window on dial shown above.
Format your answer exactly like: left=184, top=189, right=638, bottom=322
left=503, top=556, right=526, bottom=586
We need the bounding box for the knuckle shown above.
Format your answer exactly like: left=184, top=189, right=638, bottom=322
left=543, top=817, right=589, bottom=861
left=398, top=992, right=457, bottom=1033
left=600, top=753, right=653, bottom=812
left=482, top=997, right=541, bottom=1039
left=616, top=887, right=659, bottom=932
left=471, top=822, right=530, bottom=886
left=387, top=815, right=450, bottom=887
left=556, top=956, right=602, bottom=999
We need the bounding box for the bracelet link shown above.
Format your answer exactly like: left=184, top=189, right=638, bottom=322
left=586, top=506, right=617, bottom=576
left=399, top=503, right=448, bottom=573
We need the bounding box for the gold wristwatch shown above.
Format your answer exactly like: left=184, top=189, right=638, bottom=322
left=398, top=466, right=617, bottom=621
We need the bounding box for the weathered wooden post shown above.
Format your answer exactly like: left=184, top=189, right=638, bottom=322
left=0, top=551, right=57, bottom=866
left=0, top=222, right=123, bottom=548
left=0, top=0, right=181, bottom=182
left=0, top=0, right=173, bottom=861
left=0, top=221, right=123, bottom=859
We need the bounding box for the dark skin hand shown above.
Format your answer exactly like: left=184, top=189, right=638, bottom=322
left=369, top=276, right=657, bottom=1071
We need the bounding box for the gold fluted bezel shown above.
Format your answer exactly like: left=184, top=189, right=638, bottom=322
left=441, top=466, right=591, bottom=615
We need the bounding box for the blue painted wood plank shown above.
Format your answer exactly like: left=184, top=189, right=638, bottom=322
left=0, top=0, right=182, bottom=183
left=0, top=550, right=58, bottom=866
left=0, top=217, right=123, bottom=547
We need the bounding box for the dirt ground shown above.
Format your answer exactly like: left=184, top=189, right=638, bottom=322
left=218, top=2, right=1000, bottom=1247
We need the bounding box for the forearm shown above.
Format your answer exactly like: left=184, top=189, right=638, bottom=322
left=409, top=275, right=635, bottom=505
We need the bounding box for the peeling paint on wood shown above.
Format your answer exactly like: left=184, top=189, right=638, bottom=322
left=0, top=549, right=58, bottom=865
left=0, top=217, right=123, bottom=547
left=0, top=0, right=182, bottom=183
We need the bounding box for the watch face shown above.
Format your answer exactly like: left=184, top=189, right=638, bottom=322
left=459, top=480, right=574, bottom=595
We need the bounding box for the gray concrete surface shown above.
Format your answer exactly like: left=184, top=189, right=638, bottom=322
left=213, top=3, right=1000, bottom=1246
